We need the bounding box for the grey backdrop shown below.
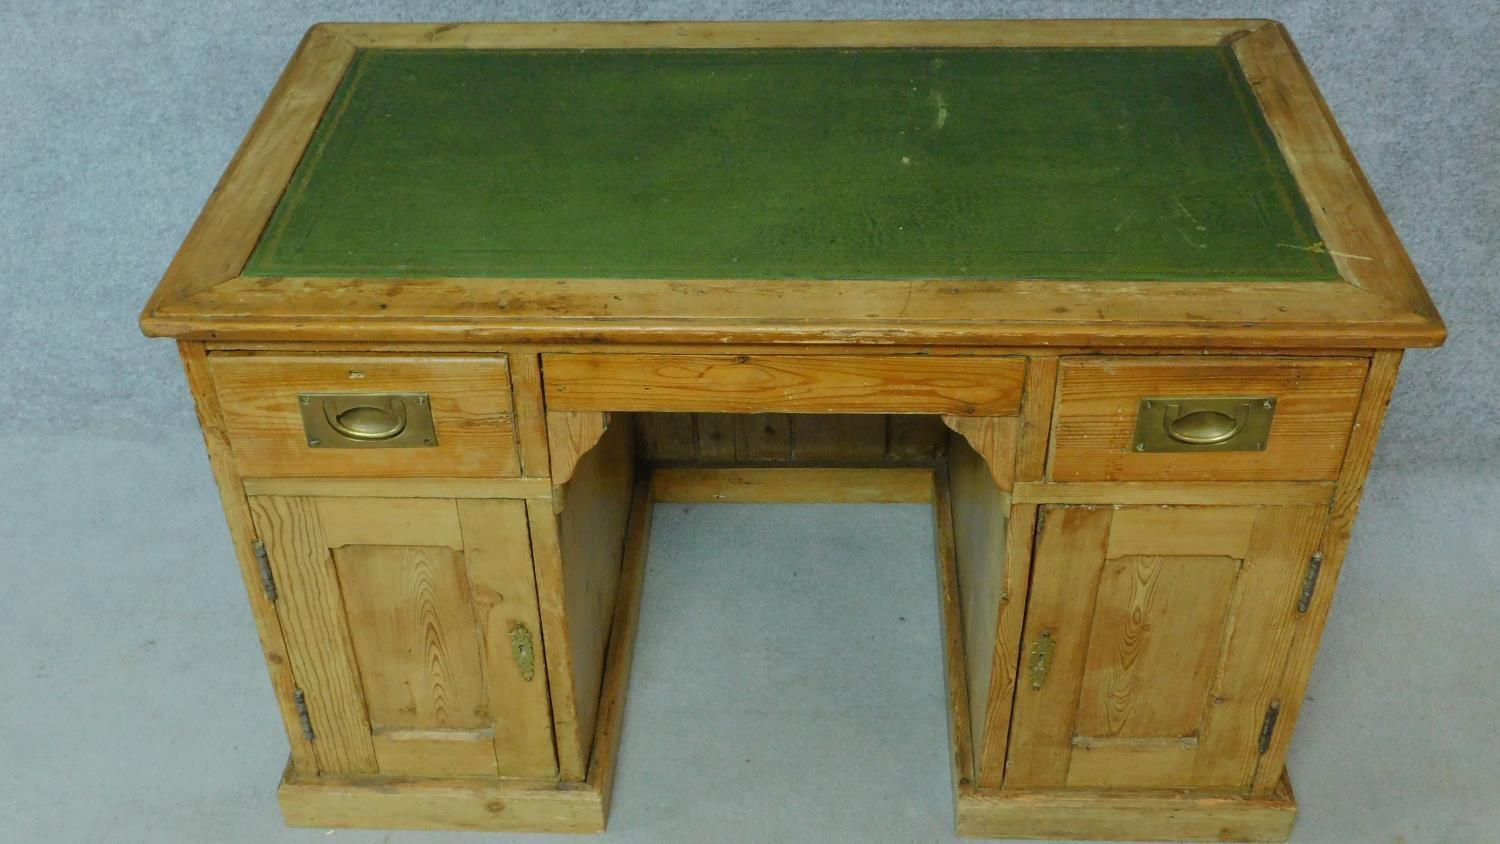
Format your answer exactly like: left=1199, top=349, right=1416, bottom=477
left=1, top=2, right=1496, bottom=843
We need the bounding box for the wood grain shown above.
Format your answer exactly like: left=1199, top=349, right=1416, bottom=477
left=972, top=501, right=1038, bottom=788
left=542, top=354, right=1025, bottom=415
left=1251, top=349, right=1402, bottom=792
left=957, top=772, right=1297, bottom=841
left=241, top=476, right=552, bottom=499
left=325, top=19, right=1272, bottom=50
left=457, top=499, right=558, bottom=778
left=368, top=733, right=501, bottom=778
left=946, top=433, right=1009, bottom=779
left=834, top=414, right=896, bottom=461
left=586, top=474, right=655, bottom=820
left=199, top=339, right=1388, bottom=357
left=146, top=19, right=1445, bottom=838
left=147, top=275, right=1443, bottom=350
left=634, top=413, right=946, bottom=464
left=1015, top=356, right=1059, bottom=483
left=694, top=413, right=736, bottom=460
left=556, top=418, right=636, bottom=775
left=783, top=414, right=841, bottom=461
left=546, top=411, right=610, bottom=486
left=1002, top=506, right=1111, bottom=787
left=141, top=23, right=1442, bottom=350
left=316, top=497, right=462, bottom=549
left=1013, top=480, right=1334, bottom=506
left=529, top=419, right=636, bottom=780
left=141, top=25, right=353, bottom=312
left=1106, top=507, right=1257, bottom=558
left=278, top=765, right=605, bottom=833
left=507, top=353, right=552, bottom=476
left=932, top=469, right=977, bottom=786
left=941, top=415, right=1018, bottom=490
left=250, top=491, right=555, bottom=779
left=1004, top=504, right=1324, bottom=790
left=888, top=414, right=949, bottom=460
left=1073, top=555, right=1237, bottom=741
left=333, top=543, right=489, bottom=732
left=1050, top=356, right=1367, bottom=482
left=177, top=341, right=317, bottom=773
left=210, top=354, right=520, bottom=478
left=650, top=467, right=934, bottom=503
left=734, top=413, right=792, bottom=460
left=1232, top=24, right=1442, bottom=326
left=971, top=355, right=1058, bottom=787
left=1190, top=506, right=1322, bottom=788
left=1064, top=739, right=1200, bottom=790
left=248, top=494, right=379, bottom=773
left=523, top=500, right=581, bottom=779
left=638, top=412, right=696, bottom=461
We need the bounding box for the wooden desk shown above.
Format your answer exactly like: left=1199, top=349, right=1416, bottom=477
left=140, top=20, right=1444, bottom=841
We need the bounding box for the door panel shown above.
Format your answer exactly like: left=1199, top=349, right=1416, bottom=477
left=248, top=494, right=557, bottom=779
left=1005, top=504, right=1321, bottom=791
left=334, top=544, right=490, bottom=731
left=1073, top=554, right=1238, bottom=740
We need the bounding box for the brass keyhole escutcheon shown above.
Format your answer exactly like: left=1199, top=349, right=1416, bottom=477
left=510, top=622, right=536, bottom=682
left=1028, top=630, right=1056, bottom=691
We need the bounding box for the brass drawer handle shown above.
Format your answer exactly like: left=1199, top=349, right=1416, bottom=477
left=327, top=402, right=407, bottom=441
left=1133, top=396, right=1276, bottom=453
left=1163, top=402, right=1247, bottom=445
left=299, top=392, right=437, bottom=449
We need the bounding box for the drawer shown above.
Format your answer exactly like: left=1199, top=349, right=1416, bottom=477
left=1049, top=357, right=1368, bottom=482
left=209, top=355, right=520, bottom=478
left=541, top=354, right=1026, bottom=416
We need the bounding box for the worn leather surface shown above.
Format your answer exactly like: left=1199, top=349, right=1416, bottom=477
left=245, top=46, right=1337, bottom=281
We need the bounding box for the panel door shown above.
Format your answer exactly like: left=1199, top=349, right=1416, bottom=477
left=248, top=494, right=556, bottom=778
left=1004, top=504, right=1321, bottom=790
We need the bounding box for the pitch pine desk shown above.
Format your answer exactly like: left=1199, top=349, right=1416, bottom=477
left=140, top=21, right=1444, bottom=841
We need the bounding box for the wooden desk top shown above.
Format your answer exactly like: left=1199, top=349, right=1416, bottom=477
left=140, top=21, right=1443, bottom=349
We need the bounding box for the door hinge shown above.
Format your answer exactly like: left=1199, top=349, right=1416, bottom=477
left=1257, top=700, right=1282, bottom=754
left=1296, top=552, right=1324, bottom=613
left=293, top=688, right=315, bottom=742
left=252, top=539, right=278, bottom=603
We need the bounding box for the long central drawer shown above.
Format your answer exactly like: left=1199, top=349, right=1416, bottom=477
left=541, top=354, right=1027, bottom=416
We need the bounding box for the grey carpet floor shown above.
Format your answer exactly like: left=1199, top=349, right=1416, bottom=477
left=2, top=1, right=1498, bottom=842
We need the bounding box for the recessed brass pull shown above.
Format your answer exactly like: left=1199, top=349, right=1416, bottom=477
left=1163, top=402, right=1247, bottom=445
left=1133, top=396, right=1276, bottom=453
left=328, top=403, right=407, bottom=441
left=299, top=392, right=437, bottom=449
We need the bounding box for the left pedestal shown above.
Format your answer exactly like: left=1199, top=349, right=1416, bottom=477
left=179, top=345, right=647, bottom=833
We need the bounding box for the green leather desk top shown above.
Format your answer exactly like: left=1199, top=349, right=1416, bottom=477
left=243, top=46, right=1337, bottom=282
